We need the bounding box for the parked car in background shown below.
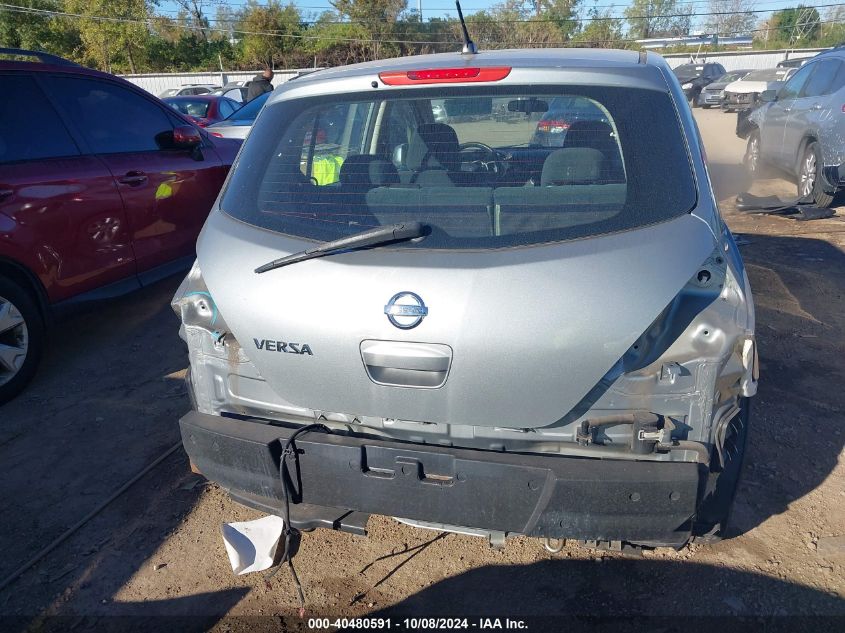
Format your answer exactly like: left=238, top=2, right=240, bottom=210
left=530, top=95, right=609, bottom=147
left=696, top=69, right=751, bottom=108
left=210, top=82, right=250, bottom=103
left=206, top=91, right=270, bottom=140
left=672, top=62, right=726, bottom=106
left=776, top=56, right=815, bottom=69
left=742, top=50, right=845, bottom=207
left=163, top=95, right=241, bottom=127
left=158, top=83, right=219, bottom=97
left=722, top=67, right=795, bottom=112
left=0, top=48, right=240, bottom=403
left=174, top=49, right=756, bottom=551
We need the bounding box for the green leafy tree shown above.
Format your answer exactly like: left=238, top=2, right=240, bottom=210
left=171, top=0, right=219, bottom=41
left=237, top=0, right=302, bottom=68
left=304, top=15, right=373, bottom=66
left=0, top=0, right=81, bottom=59
left=329, top=0, right=407, bottom=59
left=625, top=0, right=694, bottom=39
left=574, top=3, right=624, bottom=47
left=771, top=5, right=820, bottom=42
left=65, top=0, right=151, bottom=73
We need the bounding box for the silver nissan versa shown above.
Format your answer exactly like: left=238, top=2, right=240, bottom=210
left=173, top=48, right=757, bottom=550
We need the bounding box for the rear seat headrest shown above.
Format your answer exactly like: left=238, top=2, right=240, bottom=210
left=339, top=155, right=399, bottom=188
left=562, top=120, right=616, bottom=149
left=541, top=148, right=605, bottom=186
left=407, top=123, right=461, bottom=172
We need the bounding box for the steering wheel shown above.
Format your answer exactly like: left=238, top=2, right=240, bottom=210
left=458, top=141, right=502, bottom=174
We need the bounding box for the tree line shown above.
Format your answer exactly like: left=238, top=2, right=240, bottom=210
left=1, top=0, right=844, bottom=74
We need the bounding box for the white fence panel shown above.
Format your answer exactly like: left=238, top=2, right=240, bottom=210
left=120, top=49, right=832, bottom=96
left=663, top=48, right=829, bottom=71
left=121, top=69, right=312, bottom=96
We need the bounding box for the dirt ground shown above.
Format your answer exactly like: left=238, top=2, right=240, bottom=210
left=0, top=108, right=843, bottom=631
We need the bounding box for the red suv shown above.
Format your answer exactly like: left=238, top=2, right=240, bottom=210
left=0, top=49, right=241, bottom=404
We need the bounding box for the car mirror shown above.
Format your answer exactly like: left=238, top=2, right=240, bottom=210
left=760, top=89, right=777, bottom=103
left=507, top=98, right=549, bottom=113
left=444, top=97, right=492, bottom=118
left=173, top=125, right=202, bottom=148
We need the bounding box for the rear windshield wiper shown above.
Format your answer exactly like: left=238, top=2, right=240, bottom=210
left=254, top=222, right=428, bottom=273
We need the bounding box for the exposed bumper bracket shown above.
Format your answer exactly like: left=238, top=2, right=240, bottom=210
left=180, top=411, right=702, bottom=546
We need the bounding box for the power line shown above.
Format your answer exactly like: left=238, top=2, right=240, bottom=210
left=154, top=0, right=845, bottom=25
left=0, top=1, right=840, bottom=45
left=3, top=0, right=841, bottom=33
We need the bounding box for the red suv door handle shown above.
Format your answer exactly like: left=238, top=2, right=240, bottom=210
left=118, top=171, right=148, bottom=186
left=0, top=189, right=12, bottom=201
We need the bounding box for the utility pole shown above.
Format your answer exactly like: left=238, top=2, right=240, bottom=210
left=790, top=6, right=816, bottom=47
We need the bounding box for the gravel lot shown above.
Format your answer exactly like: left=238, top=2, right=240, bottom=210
left=0, top=108, right=843, bottom=630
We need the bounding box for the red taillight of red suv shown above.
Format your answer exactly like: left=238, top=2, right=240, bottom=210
left=538, top=119, right=570, bottom=134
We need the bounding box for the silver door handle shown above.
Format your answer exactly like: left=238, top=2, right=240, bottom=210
left=360, top=340, right=452, bottom=388
left=811, top=103, right=823, bottom=110
left=361, top=342, right=451, bottom=372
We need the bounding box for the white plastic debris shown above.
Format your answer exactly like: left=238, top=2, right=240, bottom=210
left=221, top=514, right=286, bottom=575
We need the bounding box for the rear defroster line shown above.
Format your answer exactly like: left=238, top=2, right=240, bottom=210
left=266, top=423, right=332, bottom=617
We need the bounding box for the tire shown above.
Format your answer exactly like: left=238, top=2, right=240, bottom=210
left=743, top=130, right=762, bottom=177
left=701, top=104, right=711, bottom=109
left=0, top=277, right=44, bottom=405
left=693, top=398, right=751, bottom=543
left=798, top=141, right=835, bottom=208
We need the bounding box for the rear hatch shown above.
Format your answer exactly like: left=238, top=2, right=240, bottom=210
left=199, top=74, right=712, bottom=429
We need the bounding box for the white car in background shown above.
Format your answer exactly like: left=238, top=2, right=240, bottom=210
left=722, top=68, right=795, bottom=112
left=158, top=83, right=220, bottom=98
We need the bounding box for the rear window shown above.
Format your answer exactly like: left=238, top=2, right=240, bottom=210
left=228, top=92, right=269, bottom=121
left=745, top=69, right=790, bottom=82
left=165, top=99, right=210, bottom=117
left=674, top=65, right=704, bottom=79
left=221, top=85, right=695, bottom=249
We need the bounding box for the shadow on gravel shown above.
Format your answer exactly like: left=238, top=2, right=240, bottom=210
left=0, top=276, right=209, bottom=626
left=724, top=233, right=845, bottom=539
left=4, top=588, right=251, bottom=633
left=374, top=558, right=845, bottom=620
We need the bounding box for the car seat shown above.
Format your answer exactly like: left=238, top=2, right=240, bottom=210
left=406, top=123, right=462, bottom=186
left=561, top=120, right=625, bottom=183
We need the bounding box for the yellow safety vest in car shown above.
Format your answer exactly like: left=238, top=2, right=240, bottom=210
left=311, top=155, right=344, bottom=185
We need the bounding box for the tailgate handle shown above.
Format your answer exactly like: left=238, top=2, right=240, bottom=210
left=360, top=340, right=452, bottom=388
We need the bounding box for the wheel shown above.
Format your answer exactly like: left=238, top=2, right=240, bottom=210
left=701, top=104, right=711, bottom=109
left=743, top=130, right=761, bottom=177
left=798, top=141, right=834, bottom=207
left=0, top=277, right=44, bottom=405
left=693, top=398, right=751, bottom=543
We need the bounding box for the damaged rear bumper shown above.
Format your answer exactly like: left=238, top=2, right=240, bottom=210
left=180, top=411, right=702, bottom=546
left=822, top=164, right=845, bottom=188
